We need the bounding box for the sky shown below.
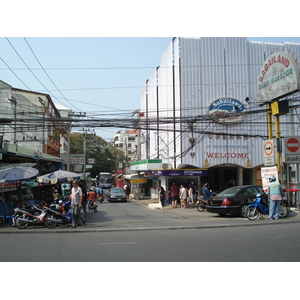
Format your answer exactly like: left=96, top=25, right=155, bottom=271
left=1, top=2, right=300, bottom=141
left=1, top=36, right=300, bottom=141
left=0, top=36, right=172, bottom=140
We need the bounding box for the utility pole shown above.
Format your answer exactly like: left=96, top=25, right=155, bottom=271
left=8, top=97, right=17, bottom=145
left=132, top=109, right=141, bottom=161
left=38, top=97, right=45, bottom=153
left=69, top=112, right=86, bottom=172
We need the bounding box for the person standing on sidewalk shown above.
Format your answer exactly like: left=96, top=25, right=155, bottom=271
left=159, top=186, right=166, bottom=210
left=80, top=184, right=88, bottom=222
left=268, top=175, right=283, bottom=220
left=179, top=184, right=187, bottom=209
left=170, top=182, right=179, bottom=208
left=70, top=180, right=85, bottom=228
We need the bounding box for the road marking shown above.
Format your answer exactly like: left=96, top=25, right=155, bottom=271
left=97, top=242, right=137, bottom=245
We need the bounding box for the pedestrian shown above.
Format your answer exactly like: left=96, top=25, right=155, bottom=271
left=80, top=184, right=88, bottom=222
left=124, top=184, right=130, bottom=200
left=159, top=186, right=166, bottom=209
left=268, top=175, right=283, bottom=220
left=43, top=186, right=53, bottom=206
left=229, top=178, right=236, bottom=187
left=191, top=182, right=197, bottom=203
left=187, top=184, right=194, bottom=208
left=202, top=183, right=212, bottom=199
left=179, top=184, right=187, bottom=209
left=170, top=182, right=179, bottom=208
left=70, top=180, right=85, bottom=228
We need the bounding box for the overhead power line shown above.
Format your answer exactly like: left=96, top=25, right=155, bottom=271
left=23, top=37, right=81, bottom=111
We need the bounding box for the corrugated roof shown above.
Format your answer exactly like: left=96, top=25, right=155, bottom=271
left=7, top=144, right=62, bottom=162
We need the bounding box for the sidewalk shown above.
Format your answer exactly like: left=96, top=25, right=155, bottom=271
left=1, top=199, right=300, bottom=233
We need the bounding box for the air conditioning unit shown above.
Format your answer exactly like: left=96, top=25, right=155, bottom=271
left=162, top=163, right=172, bottom=170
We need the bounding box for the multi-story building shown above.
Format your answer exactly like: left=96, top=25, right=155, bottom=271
left=140, top=37, right=300, bottom=193
left=0, top=80, right=67, bottom=170
left=113, top=129, right=141, bottom=162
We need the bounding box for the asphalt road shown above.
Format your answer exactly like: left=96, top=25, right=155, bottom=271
left=1, top=222, right=300, bottom=262
left=1, top=199, right=300, bottom=262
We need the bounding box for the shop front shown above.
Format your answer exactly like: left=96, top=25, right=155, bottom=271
left=152, top=168, right=208, bottom=202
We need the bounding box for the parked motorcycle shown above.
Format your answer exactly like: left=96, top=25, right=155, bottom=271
left=44, top=200, right=84, bottom=229
left=246, top=192, right=288, bottom=221
left=14, top=205, right=49, bottom=229
left=196, top=197, right=209, bottom=212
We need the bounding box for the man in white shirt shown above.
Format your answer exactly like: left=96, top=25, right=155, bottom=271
left=70, top=180, right=85, bottom=228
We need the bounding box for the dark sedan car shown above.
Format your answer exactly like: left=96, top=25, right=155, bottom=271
left=107, top=187, right=127, bottom=202
left=206, top=185, right=263, bottom=217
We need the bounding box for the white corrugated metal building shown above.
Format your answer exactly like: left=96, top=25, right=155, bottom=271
left=140, top=37, right=300, bottom=192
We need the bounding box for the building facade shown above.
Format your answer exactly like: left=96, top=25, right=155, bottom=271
left=114, top=129, right=142, bottom=162
left=140, top=37, right=300, bottom=192
left=0, top=80, right=67, bottom=170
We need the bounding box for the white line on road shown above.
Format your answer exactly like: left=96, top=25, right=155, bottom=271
left=98, top=242, right=137, bottom=245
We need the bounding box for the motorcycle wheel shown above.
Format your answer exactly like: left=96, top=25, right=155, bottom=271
left=246, top=207, right=259, bottom=220
left=279, top=203, right=288, bottom=218
left=197, top=201, right=205, bottom=212
left=77, top=219, right=84, bottom=226
left=45, top=215, right=57, bottom=229
left=15, top=215, right=29, bottom=229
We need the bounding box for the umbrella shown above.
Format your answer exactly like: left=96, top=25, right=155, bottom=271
left=37, top=169, right=81, bottom=184
left=0, top=166, right=39, bottom=183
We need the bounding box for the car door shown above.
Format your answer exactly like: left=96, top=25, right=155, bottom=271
left=241, top=186, right=261, bottom=204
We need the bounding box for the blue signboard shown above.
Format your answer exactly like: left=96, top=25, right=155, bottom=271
left=208, top=97, right=245, bottom=124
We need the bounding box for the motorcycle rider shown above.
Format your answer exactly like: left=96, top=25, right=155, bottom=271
left=202, top=183, right=212, bottom=199
left=268, top=175, right=283, bottom=220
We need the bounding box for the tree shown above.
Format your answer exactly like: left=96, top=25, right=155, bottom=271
left=69, top=132, right=125, bottom=177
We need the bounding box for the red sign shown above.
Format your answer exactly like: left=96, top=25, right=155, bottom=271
left=287, top=138, right=299, bottom=152
left=264, top=141, right=273, bottom=156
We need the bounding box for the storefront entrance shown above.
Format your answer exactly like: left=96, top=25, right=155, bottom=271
left=206, top=166, right=253, bottom=193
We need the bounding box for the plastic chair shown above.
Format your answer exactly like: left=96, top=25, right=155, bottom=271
left=6, top=215, right=13, bottom=226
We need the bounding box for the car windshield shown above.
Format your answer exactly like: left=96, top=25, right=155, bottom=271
left=111, top=188, right=124, bottom=193
left=216, top=187, right=242, bottom=197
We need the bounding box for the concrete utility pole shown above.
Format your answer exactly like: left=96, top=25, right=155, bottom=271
left=38, top=97, right=45, bottom=153
left=132, top=109, right=141, bottom=161
left=8, top=97, right=17, bottom=145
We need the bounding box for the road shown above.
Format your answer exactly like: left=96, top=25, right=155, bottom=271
left=1, top=199, right=300, bottom=262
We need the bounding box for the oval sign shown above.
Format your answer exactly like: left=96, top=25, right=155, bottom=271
left=208, top=98, right=245, bottom=124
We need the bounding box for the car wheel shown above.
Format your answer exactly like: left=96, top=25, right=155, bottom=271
left=240, top=204, right=248, bottom=218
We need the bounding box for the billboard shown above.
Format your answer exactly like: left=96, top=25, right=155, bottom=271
left=256, top=51, right=300, bottom=102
